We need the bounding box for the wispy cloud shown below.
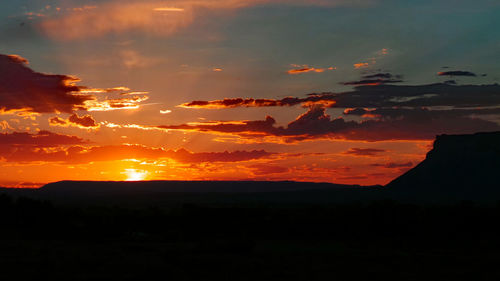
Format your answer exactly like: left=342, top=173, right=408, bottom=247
left=343, top=148, right=386, bottom=156
left=38, top=0, right=373, bottom=40
left=287, top=65, right=336, bottom=74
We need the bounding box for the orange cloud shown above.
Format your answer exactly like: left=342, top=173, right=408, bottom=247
left=354, top=62, right=369, bottom=69
left=101, top=122, right=161, bottom=131
left=287, top=65, right=336, bottom=74
left=85, top=95, right=149, bottom=112
left=0, top=120, right=14, bottom=131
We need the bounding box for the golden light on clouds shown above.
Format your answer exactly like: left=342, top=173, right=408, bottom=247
left=153, top=7, right=185, bottom=12
left=287, top=65, right=336, bottom=74
left=354, top=62, right=369, bottom=69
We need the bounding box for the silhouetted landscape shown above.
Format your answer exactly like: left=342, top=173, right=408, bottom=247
left=3, top=1, right=500, bottom=278
left=1, top=131, right=500, bottom=280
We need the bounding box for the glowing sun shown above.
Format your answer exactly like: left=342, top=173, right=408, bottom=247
left=124, top=169, right=148, bottom=181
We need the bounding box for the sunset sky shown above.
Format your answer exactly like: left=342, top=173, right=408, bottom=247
left=1, top=0, right=499, bottom=187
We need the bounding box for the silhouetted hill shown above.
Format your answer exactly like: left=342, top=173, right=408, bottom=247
left=386, top=131, right=500, bottom=202
left=0, top=180, right=381, bottom=207
left=41, top=180, right=359, bottom=193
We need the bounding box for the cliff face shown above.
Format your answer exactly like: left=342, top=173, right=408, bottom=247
left=386, top=131, right=500, bottom=202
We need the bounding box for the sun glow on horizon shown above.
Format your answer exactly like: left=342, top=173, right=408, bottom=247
left=123, top=169, right=149, bottom=181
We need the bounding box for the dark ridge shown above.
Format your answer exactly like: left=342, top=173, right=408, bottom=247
left=40, top=180, right=363, bottom=194
left=4, top=180, right=379, bottom=206
left=386, top=131, right=500, bottom=202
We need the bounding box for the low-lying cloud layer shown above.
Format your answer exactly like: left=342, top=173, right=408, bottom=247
left=0, top=130, right=87, bottom=147
left=0, top=130, right=273, bottom=164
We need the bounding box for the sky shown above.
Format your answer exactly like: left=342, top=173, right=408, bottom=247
left=0, top=0, right=499, bottom=187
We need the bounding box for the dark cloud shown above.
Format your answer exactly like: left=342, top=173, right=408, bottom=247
left=180, top=83, right=500, bottom=110
left=341, top=73, right=403, bottom=86
left=362, top=73, right=399, bottom=79
left=178, top=96, right=335, bottom=109
left=179, top=98, right=301, bottom=108
left=341, top=79, right=403, bottom=86
left=0, top=54, right=148, bottom=115
left=0, top=130, right=87, bottom=147
left=50, top=114, right=99, bottom=128
left=48, top=117, right=67, bottom=126
left=0, top=54, right=92, bottom=114
left=169, top=82, right=500, bottom=142
left=159, top=115, right=283, bottom=135
left=343, top=108, right=369, bottom=115
left=332, top=83, right=500, bottom=108
left=68, top=114, right=98, bottom=127
left=437, top=71, right=477, bottom=77
left=343, top=148, right=386, bottom=156
left=0, top=130, right=88, bottom=161
left=159, top=105, right=500, bottom=141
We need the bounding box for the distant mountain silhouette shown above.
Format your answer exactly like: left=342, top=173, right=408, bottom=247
left=0, top=180, right=379, bottom=206
left=41, top=180, right=361, bottom=194
left=386, top=131, right=500, bottom=202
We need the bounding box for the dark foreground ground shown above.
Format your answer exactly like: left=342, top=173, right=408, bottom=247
left=1, top=191, right=500, bottom=281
